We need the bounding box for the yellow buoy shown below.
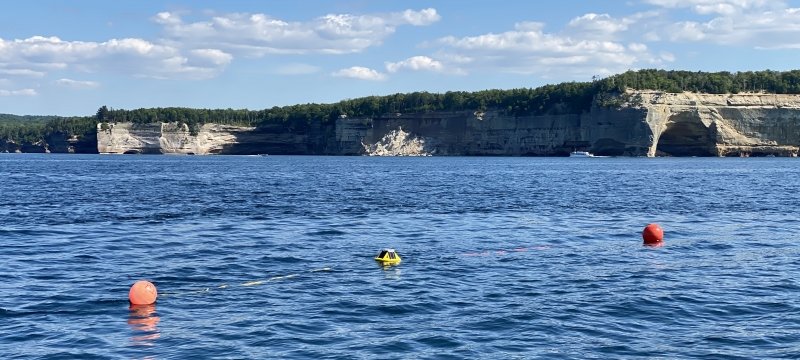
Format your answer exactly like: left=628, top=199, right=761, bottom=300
left=374, top=248, right=401, bottom=265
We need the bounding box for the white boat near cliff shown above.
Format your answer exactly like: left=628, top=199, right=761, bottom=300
left=570, top=151, right=595, bottom=157
left=570, top=151, right=609, bottom=158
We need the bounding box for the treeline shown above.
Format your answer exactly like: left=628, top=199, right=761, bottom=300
left=597, top=69, right=800, bottom=94
left=0, top=116, right=97, bottom=144
left=0, top=113, right=66, bottom=126
left=330, top=82, right=597, bottom=118
left=3, top=69, right=800, bottom=144
left=96, top=69, right=800, bottom=129
left=95, top=80, right=598, bottom=131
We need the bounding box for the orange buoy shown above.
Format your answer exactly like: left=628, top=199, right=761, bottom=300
left=129, top=280, right=158, bottom=305
left=642, top=223, right=664, bottom=246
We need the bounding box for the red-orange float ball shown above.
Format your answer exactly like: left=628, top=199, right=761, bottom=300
left=129, top=280, right=158, bottom=305
left=642, top=223, right=664, bottom=245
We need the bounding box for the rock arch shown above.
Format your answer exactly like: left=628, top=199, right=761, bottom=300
left=655, top=111, right=716, bottom=156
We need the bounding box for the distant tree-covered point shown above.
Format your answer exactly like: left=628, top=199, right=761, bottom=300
left=3, top=69, right=800, bottom=145
left=0, top=114, right=97, bottom=145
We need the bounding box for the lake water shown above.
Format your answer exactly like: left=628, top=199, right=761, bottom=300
left=1, top=154, right=799, bottom=359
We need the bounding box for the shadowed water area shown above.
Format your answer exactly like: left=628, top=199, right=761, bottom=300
left=1, top=154, right=799, bottom=359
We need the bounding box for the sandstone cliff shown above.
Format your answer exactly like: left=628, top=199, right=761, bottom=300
left=94, top=91, right=800, bottom=157
left=636, top=91, right=800, bottom=156
left=346, top=91, right=800, bottom=157
left=97, top=122, right=253, bottom=154
left=96, top=121, right=328, bottom=155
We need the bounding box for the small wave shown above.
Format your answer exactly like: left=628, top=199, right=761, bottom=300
left=304, top=229, right=348, bottom=236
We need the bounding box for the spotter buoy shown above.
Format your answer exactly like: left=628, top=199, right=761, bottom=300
left=374, top=249, right=401, bottom=265
left=642, top=223, right=664, bottom=246
left=129, top=280, right=158, bottom=305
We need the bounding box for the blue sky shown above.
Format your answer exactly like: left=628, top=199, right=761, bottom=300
left=1, top=0, right=799, bottom=115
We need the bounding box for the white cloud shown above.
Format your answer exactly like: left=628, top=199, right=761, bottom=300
left=154, top=11, right=181, bottom=25
left=644, top=0, right=780, bottom=14
left=435, top=21, right=656, bottom=77
left=440, top=22, right=631, bottom=53
left=55, top=78, right=100, bottom=89
left=651, top=2, right=800, bottom=48
left=154, top=8, right=440, bottom=56
left=189, top=49, right=233, bottom=66
left=331, top=66, right=386, bottom=81
left=566, top=11, right=661, bottom=41
left=0, top=8, right=440, bottom=87
left=628, top=43, right=648, bottom=52
left=386, top=56, right=444, bottom=73
left=0, top=88, right=37, bottom=96
left=396, top=8, right=440, bottom=26
left=0, top=36, right=230, bottom=80
left=0, top=69, right=45, bottom=77
left=568, top=13, right=630, bottom=37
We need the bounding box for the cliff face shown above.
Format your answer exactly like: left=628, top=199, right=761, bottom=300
left=638, top=91, right=800, bottom=156
left=97, top=123, right=254, bottom=154
left=94, top=91, right=800, bottom=157
left=97, top=121, right=333, bottom=155
left=344, top=91, right=800, bottom=157
left=334, top=108, right=650, bottom=156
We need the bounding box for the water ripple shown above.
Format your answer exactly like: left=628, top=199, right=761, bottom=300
left=2, top=155, right=800, bottom=358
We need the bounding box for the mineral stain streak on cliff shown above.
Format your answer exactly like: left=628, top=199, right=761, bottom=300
left=95, top=90, right=800, bottom=157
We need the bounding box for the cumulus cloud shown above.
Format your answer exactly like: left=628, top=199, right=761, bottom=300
left=331, top=66, right=386, bottom=81
left=386, top=56, right=444, bottom=73
left=0, top=7, right=440, bottom=88
left=0, top=36, right=231, bottom=80
left=154, top=8, right=440, bottom=55
left=643, top=0, right=780, bottom=14
left=567, top=13, right=630, bottom=38
left=190, top=49, right=233, bottom=66
left=396, top=8, right=440, bottom=25
left=55, top=78, right=100, bottom=89
left=0, top=88, right=37, bottom=96
left=435, top=21, right=657, bottom=77
left=645, top=0, right=800, bottom=48
left=570, top=11, right=668, bottom=41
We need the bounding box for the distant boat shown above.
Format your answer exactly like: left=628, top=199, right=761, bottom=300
left=570, top=151, right=595, bottom=157
left=258, top=154, right=269, bottom=157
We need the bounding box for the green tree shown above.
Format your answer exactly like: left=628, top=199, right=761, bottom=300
left=96, top=106, right=109, bottom=121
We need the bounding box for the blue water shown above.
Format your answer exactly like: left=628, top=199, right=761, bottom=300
left=2, top=154, right=800, bottom=359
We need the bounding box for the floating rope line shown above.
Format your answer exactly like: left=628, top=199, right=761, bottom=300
left=159, top=267, right=333, bottom=298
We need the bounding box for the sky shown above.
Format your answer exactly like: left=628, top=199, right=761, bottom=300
left=1, top=0, right=799, bottom=116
